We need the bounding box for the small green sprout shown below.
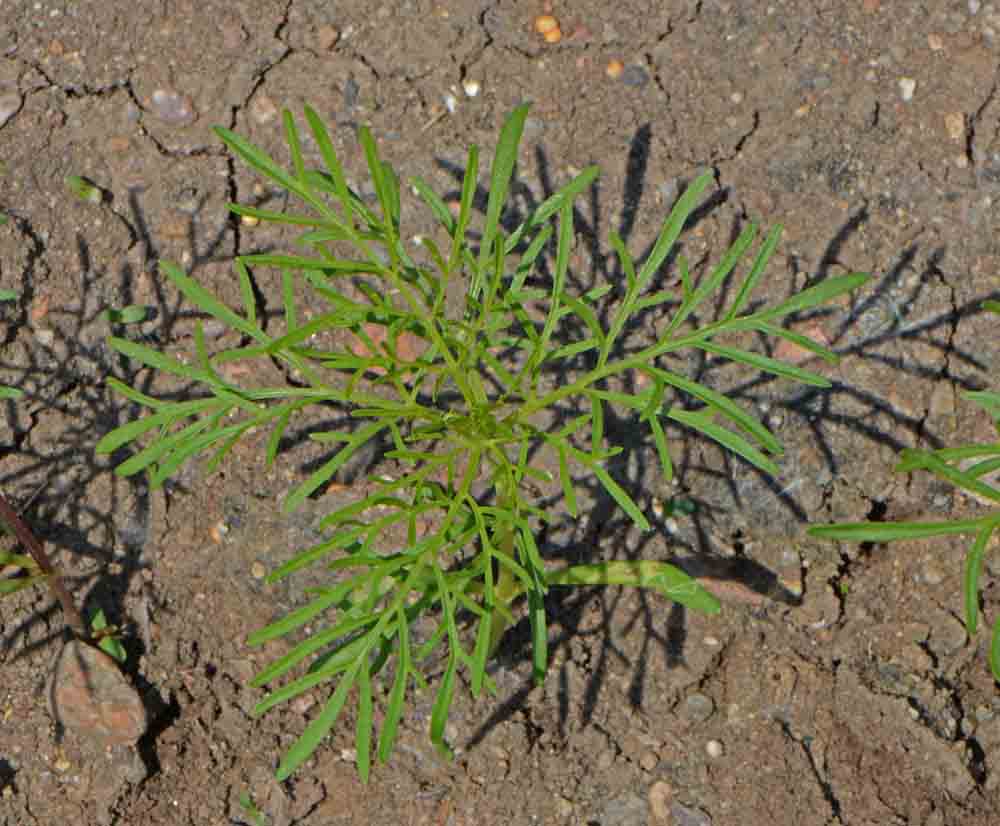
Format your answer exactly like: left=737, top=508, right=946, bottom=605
left=103, top=305, right=149, bottom=325
left=65, top=175, right=103, bottom=205
left=88, top=607, right=128, bottom=663
left=238, top=791, right=269, bottom=826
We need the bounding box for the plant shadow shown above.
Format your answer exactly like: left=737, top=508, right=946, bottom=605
left=428, top=122, right=1000, bottom=746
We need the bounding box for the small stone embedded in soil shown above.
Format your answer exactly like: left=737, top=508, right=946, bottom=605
left=670, top=802, right=713, bottom=826
left=639, top=750, right=659, bottom=771
left=898, top=77, right=917, bottom=101
left=49, top=640, right=147, bottom=747
left=945, top=112, right=965, bottom=141
left=921, top=564, right=945, bottom=586
left=926, top=610, right=968, bottom=658
left=648, top=781, right=673, bottom=822
left=149, top=89, right=198, bottom=126
left=315, top=24, right=340, bottom=50
left=705, top=739, right=724, bottom=759
left=291, top=694, right=315, bottom=715
left=681, top=693, right=715, bottom=724
left=250, top=561, right=267, bottom=579
left=250, top=94, right=279, bottom=125
left=621, top=65, right=650, bottom=87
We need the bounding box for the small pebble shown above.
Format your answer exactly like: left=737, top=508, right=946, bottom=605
left=944, top=112, right=965, bottom=141
left=250, top=561, right=267, bottom=579
left=898, top=77, right=917, bottom=102
left=209, top=520, right=229, bottom=544
left=705, top=739, right=724, bottom=759
left=106, top=136, right=131, bottom=153
left=639, top=750, right=659, bottom=772
left=922, top=565, right=945, bottom=586
left=648, top=781, right=673, bottom=821
left=149, top=89, right=197, bottom=126
left=315, top=24, right=340, bottom=50
left=682, top=693, right=715, bottom=724
left=250, top=94, right=279, bottom=125
left=658, top=178, right=680, bottom=206
left=49, top=640, right=147, bottom=747
left=219, top=18, right=246, bottom=50
left=621, top=65, right=650, bottom=87
left=927, top=32, right=944, bottom=50
left=462, top=79, right=481, bottom=98
left=291, top=694, right=316, bottom=715
left=241, top=214, right=260, bottom=227
left=30, top=295, right=50, bottom=324
left=534, top=15, right=559, bottom=35
left=606, top=59, right=625, bottom=79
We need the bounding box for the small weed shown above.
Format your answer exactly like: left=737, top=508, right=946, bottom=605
left=98, top=104, right=867, bottom=779
left=236, top=791, right=269, bottom=826
left=87, top=607, right=128, bottom=663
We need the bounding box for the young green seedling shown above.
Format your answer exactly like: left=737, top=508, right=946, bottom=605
left=98, top=104, right=867, bottom=780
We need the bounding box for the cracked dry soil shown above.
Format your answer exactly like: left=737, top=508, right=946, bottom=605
left=2, top=1, right=1000, bottom=824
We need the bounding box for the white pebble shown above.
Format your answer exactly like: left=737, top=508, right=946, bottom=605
left=898, top=77, right=917, bottom=102
left=705, top=739, right=725, bottom=759
left=150, top=88, right=197, bottom=126
left=462, top=79, right=481, bottom=98
left=443, top=93, right=458, bottom=114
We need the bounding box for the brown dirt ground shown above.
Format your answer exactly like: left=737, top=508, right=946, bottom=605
left=2, top=1, right=1000, bottom=824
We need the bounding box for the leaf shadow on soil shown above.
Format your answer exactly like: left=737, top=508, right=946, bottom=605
left=0, top=186, right=238, bottom=765
left=2, top=120, right=997, bottom=771
left=426, top=125, right=1000, bottom=745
